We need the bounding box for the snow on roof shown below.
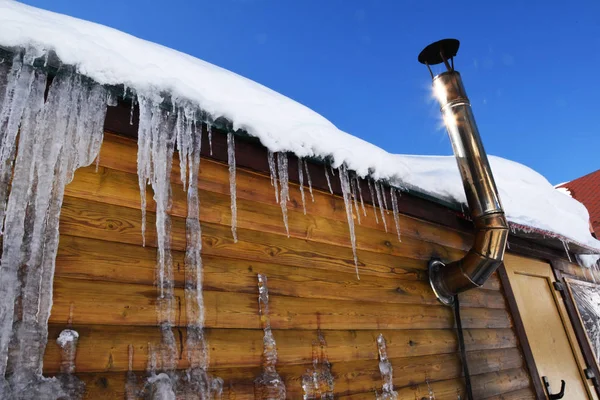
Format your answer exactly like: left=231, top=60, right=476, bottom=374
left=2, top=0, right=600, bottom=253
left=558, top=170, right=600, bottom=236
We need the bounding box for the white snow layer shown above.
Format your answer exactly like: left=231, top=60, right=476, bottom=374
left=1, top=0, right=599, bottom=252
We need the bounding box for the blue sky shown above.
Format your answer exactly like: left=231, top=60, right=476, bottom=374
left=20, top=0, right=600, bottom=184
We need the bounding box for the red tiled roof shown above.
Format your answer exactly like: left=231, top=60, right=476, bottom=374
left=559, top=170, right=600, bottom=236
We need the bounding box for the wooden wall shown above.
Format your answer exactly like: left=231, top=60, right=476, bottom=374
left=42, top=132, right=536, bottom=399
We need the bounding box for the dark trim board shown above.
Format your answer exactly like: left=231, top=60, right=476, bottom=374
left=497, top=264, right=546, bottom=400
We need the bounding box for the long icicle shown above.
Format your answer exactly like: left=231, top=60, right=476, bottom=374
left=179, top=108, right=223, bottom=398
left=349, top=173, right=361, bottom=225
left=324, top=164, right=333, bottom=194
left=390, top=187, right=402, bottom=242
left=254, top=274, right=286, bottom=399
left=356, top=176, right=367, bottom=217
left=207, top=123, right=213, bottom=156
left=339, top=164, right=359, bottom=279
left=137, top=95, right=178, bottom=396
left=303, top=159, right=315, bottom=202
left=228, top=132, right=238, bottom=243
left=1, top=66, right=109, bottom=398
left=380, top=181, right=390, bottom=214
left=374, top=180, right=388, bottom=232
left=0, top=51, right=36, bottom=234
left=376, top=334, right=398, bottom=400
left=277, top=152, right=290, bottom=237
left=298, top=157, right=307, bottom=215
left=267, top=150, right=279, bottom=203
left=368, top=178, right=379, bottom=224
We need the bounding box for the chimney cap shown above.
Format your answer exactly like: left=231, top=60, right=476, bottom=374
left=418, top=39, right=460, bottom=65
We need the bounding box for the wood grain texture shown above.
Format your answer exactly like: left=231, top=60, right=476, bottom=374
left=55, top=234, right=505, bottom=308
left=69, top=349, right=524, bottom=399
left=482, top=387, right=536, bottom=399
left=48, top=277, right=513, bottom=330
left=39, top=130, right=533, bottom=398
left=43, top=324, right=519, bottom=373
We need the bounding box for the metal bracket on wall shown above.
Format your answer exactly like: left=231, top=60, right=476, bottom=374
left=585, top=368, right=595, bottom=380
left=553, top=281, right=565, bottom=292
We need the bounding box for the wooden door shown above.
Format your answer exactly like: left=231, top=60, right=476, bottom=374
left=504, top=253, right=598, bottom=399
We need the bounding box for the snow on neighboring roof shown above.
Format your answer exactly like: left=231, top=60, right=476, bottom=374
left=1, top=0, right=599, bottom=253
left=558, top=170, right=600, bottom=236
left=555, top=186, right=572, bottom=198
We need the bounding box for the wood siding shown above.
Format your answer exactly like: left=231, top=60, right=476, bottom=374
left=43, top=132, right=535, bottom=399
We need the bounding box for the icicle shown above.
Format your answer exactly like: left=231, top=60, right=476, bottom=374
left=136, top=95, right=176, bottom=307
left=136, top=97, right=151, bottom=247
left=301, top=332, right=334, bottom=400
left=303, top=159, right=315, bottom=202
left=298, top=158, right=307, bottom=215
left=207, top=123, right=213, bottom=156
left=56, top=330, right=78, bottom=375
left=375, top=334, right=397, bottom=400
left=267, top=150, right=279, bottom=204
left=324, top=164, right=333, bottom=194
left=277, top=152, right=290, bottom=237
left=136, top=95, right=180, bottom=396
left=425, top=375, right=436, bottom=400
left=0, top=51, right=37, bottom=235
left=368, top=178, right=379, bottom=224
left=380, top=182, right=390, bottom=214
left=254, top=274, right=286, bottom=399
left=349, top=173, right=361, bottom=225
left=339, top=164, right=359, bottom=279
left=129, top=93, right=136, bottom=126
left=356, top=176, right=366, bottom=217
left=0, top=66, right=109, bottom=398
left=561, top=240, right=573, bottom=263
left=330, top=164, right=336, bottom=176
left=180, top=107, right=223, bottom=399
left=56, top=329, right=85, bottom=399
left=175, top=107, right=188, bottom=192
left=390, top=187, right=402, bottom=242
left=125, top=345, right=138, bottom=400
left=374, top=180, right=388, bottom=232
left=107, top=91, right=118, bottom=107
left=227, top=132, right=238, bottom=243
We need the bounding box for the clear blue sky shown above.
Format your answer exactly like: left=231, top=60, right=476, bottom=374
left=20, top=0, right=600, bottom=185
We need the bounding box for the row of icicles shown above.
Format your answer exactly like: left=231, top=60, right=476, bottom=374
left=129, top=91, right=448, bottom=400
left=0, top=51, right=448, bottom=399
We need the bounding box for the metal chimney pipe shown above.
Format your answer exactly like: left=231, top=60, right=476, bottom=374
left=419, top=39, right=509, bottom=306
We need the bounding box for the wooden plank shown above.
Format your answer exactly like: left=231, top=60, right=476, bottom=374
left=340, top=377, right=467, bottom=399
left=554, top=258, right=600, bottom=283
left=64, top=164, right=470, bottom=263
left=55, top=235, right=505, bottom=307
left=44, top=324, right=519, bottom=373
left=471, top=368, right=532, bottom=399
left=482, top=387, right=536, bottom=399
left=49, top=277, right=511, bottom=330
left=58, top=195, right=461, bottom=279
left=96, top=132, right=474, bottom=247
left=70, top=348, right=523, bottom=399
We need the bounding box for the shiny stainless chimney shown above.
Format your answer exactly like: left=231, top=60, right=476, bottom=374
left=419, top=39, right=509, bottom=306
